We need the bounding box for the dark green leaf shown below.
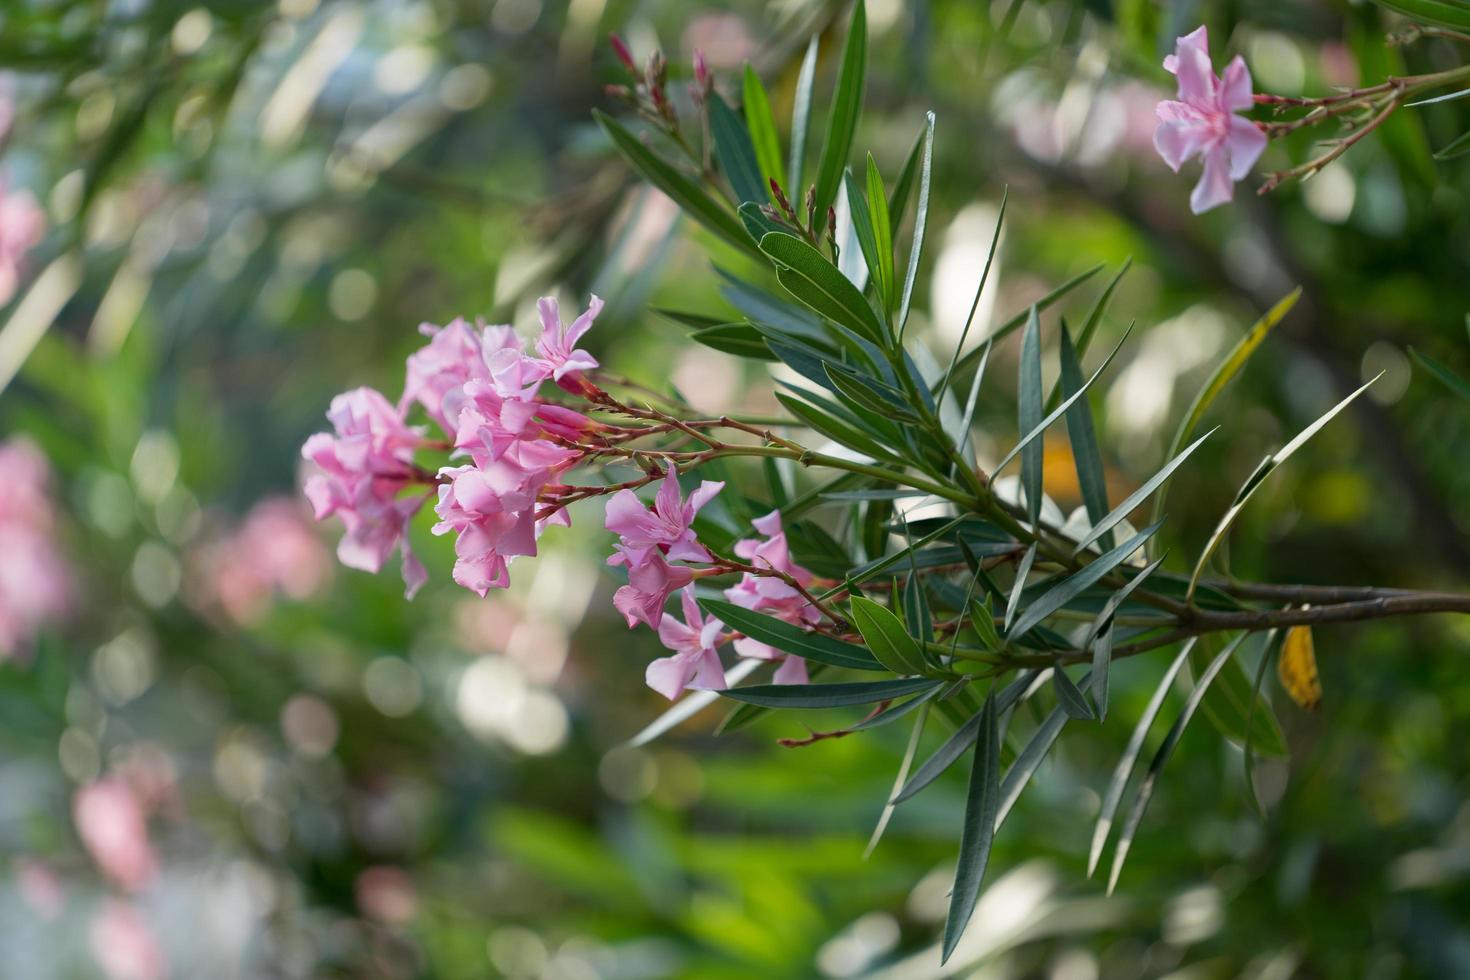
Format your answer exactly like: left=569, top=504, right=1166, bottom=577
left=1070, top=430, right=1216, bottom=556
left=776, top=392, right=906, bottom=463
left=1410, top=346, right=1470, bottom=401
left=709, top=92, right=766, bottom=206
left=942, top=691, right=1000, bottom=964
left=865, top=153, right=894, bottom=310
left=896, top=110, right=935, bottom=337
left=812, top=0, right=867, bottom=236
left=1004, top=543, right=1038, bottom=633
left=1052, top=663, right=1095, bottom=720
left=1009, top=522, right=1161, bottom=642
left=894, top=669, right=1041, bottom=804
left=718, top=676, right=939, bottom=709
left=698, top=599, right=883, bottom=671
left=760, top=232, right=887, bottom=345
left=1018, top=306, right=1044, bottom=526
left=689, top=322, right=775, bottom=359
left=824, top=364, right=918, bottom=420
left=1189, top=635, right=1289, bottom=759
left=887, top=125, right=924, bottom=230
left=1059, top=321, right=1112, bottom=550
left=844, top=170, right=884, bottom=304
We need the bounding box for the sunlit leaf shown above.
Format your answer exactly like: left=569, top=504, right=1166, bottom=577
left=788, top=34, right=820, bottom=192
left=865, top=153, right=894, bottom=312
left=741, top=64, right=785, bottom=197
left=812, top=0, right=867, bottom=236
left=850, top=594, right=931, bottom=676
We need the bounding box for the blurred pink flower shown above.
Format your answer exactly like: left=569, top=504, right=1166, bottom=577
left=14, top=857, right=65, bottom=920
left=90, top=899, right=168, bottom=980
left=302, top=387, right=429, bottom=598
left=0, top=177, right=44, bottom=307
left=199, top=497, right=331, bottom=625
left=723, top=511, right=815, bottom=683
left=399, top=317, right=486, bottom=435
left=1154, top=26, right=1266, bottom=213
left=73, top=778, right=158, bottom=893
left=355, top=865, right=417, bottom=924
left=647, top=586, right=726, bottom=699
left=0, top=438, right=72, bottom=660
left=534, top=294, right=602, bottom=387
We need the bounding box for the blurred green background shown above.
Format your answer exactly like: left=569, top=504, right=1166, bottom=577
left=1, top=0, right=1468, bottom=977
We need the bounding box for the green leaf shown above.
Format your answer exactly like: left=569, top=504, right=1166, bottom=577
left=1410, top=346, right=1470, bottom=401
left=689, top=322, right=776, bottom=360
left=1042, top=260, right=1131, bottom=412
left=737, top=200, right=786, bottom=243
left=1008, top=521, right=1161, bottom=642
left=1083, top=554, right=1166, bottom=720
left=1052, top=663, right=1095, bottom=720
left=936, top=191, right=1007, bottom=406
left=788, top=35, right=820, bottom=192
left=1003, top=543, right=1037, bottom=633
left=844, top=171, right=885, bottom=307
left=812, top=0, right=867, bottom=236
left=698, top=599, right=884, bottom=671
left=594, top=110, right=758, bottom=259
left=894, top=669, right=1041, bottom=804
left=1189, top=635, right=1289, bottom=759
left=840, top=516, right=966, bottom=592
left=741, top=64, right=785, bottom=197
left=942, top=691, right=1000, bottom=964
left=938, top=264, right=1105, bottom=397
left=1088, top=641, right=1194, bottom=878
left=1070, top=430, right=1216, bottom=556
left=887, top=125, right=924, bottom=230
left=718, top=676, right=939, bottom=709
left=896, top=111, right=935, bottom=338
left=1432, top=127, right=1470, bottom=160
left=850, top=594, right=931, bottom=675
left=1108, top=633, right=1247, bottom=894
left=824, top=364, right=918, bottom=421
left=1018, top=306, right=1044, bottom=527
left=760, top=232, right=887, bottom=345
left=1243, top=630, right=1283, bottom=816
left=1059, top=321, right=1113, bottom=551
left=1370, top=0, right=1470, bottom=31
left=1151, top=288, right=1302, bottom=531
left=865, top=702, right=931, bottom=857
left=970, top=596, right=1002, bottom=651
left=903, top=561, right=934, bottom=643
left=775, top=392, right=906, bottom=464
left=865, top=153, right=894, bottom=311
left=709, top=92, right=766, bottom=206
left=995, top=689, right=1077, bottom=830
left=992, top=321, right=1132, bottom=482
left=1187, top=374, right=1380, bottom=602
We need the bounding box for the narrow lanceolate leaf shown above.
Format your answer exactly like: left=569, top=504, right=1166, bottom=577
left=844, top=172, right=885, bottom=308
left=1083, top=554, right=1167, bottom=720
left=594, top=110, right=757, bottom=258
left=741, top=65, right=785, bottom=197
left=865, top=153, right=894, bottom=310
left=1043, top=261, right=1131, bottom=413
left=775, top=392, right=906, bottom=464
left=760, top=232, right=887, bottom=345
left=1070, top=430, right=1216, bottom=556
left=1009, top=522, right=1161, bottom=643
left=1189, top=635, right=1289, bottom=758
left=996, top=672, right=1091, bottom=830
left=839, top=516, right=966, bottom=592
left=1410, top=346, right=1470, bottom=401
left=896, top=110, right=935, bottom=338
left=812, top=0, right=867, bottom=236
left=1187, top=375, right=1380, bottom=602
left=718, top=676, right=938, bottom=709
left=850, top=595, right=931, bottom=676
left=902, top=564, right=934, bottom=644
left=865, top=702, right=930, bottom=858
left=936, top=190, right=1006, bottom=406
left=1243, top=629, right=1281, bottom=817
left=697, top=599, right=883, bottom=671
left=1059, top=322, right=1113, bottom=551
left=887, top=125, right=924, bottom=232
left=1052, top=664, right=1095, bottom=720
left=939, top=264, right=1105, bottom=395
left=709, top=92, right=766, bottom=206
left=1433, top=127, right=1470, bottom=160
left=893, top=669, right=1041, bottom=804
left=1018, top=306, right=1044, bottom=527
left=992, top=322, right=1133, bottom=481
left=1004, top=543, right=1038, bottom=633
left=1152, top=288, right=1302, bottom=530
left=1371, top=0, right=1470, bottom=32
left=1108, top=633, right=1248, bottom=894
left=951, top=339, right=993, bottom=471
left=788, top=35, right=820, bottom=192
left=1088, top=641, right=1195, bottom=877
left=943, top=692, right=1000, bottom=964
left=824, top=364, right=918, bottom=420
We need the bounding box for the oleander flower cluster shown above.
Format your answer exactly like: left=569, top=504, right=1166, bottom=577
left=302, top=297, right=820, bottom=699
left=0, top=437, right=73, bottom=659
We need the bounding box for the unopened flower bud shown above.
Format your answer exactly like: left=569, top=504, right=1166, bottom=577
left=609, top=34, right=637, bottom=74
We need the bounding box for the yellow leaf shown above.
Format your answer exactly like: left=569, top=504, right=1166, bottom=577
left=1277, top=626, right=1322, bottom=711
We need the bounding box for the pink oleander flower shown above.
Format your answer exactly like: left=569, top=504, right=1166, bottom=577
left=400, top=317, right=486, bottom=435
left=1154, top=26, right=1267, bottom=214
left=73, top=778, right=158, bottom=893
left=90, top=899, right=169, bottom=980
left=0, top=438, right=72, bottom=660
left=15, top=857, right=65, bottom=920
left=302, top=387, right=429, bottom=598
left=534, top=294, right=602, bottom=389
left=0, top=177, right=44, bottom=307
left=723, top=511, right=816, bottom=684
left=612, top=546, right=695, bottom=630
left=605, top=471, right=724, bottom=566
left=647, top=585, right=727, bottom=699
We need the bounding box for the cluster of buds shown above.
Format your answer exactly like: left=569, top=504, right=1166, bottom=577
left=606, top=34, right=679, bottom=130
left=301, top=297, right=829, bottom=699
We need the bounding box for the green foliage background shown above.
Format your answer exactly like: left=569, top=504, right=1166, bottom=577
left=1, top=0, right=1468, bottom=976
